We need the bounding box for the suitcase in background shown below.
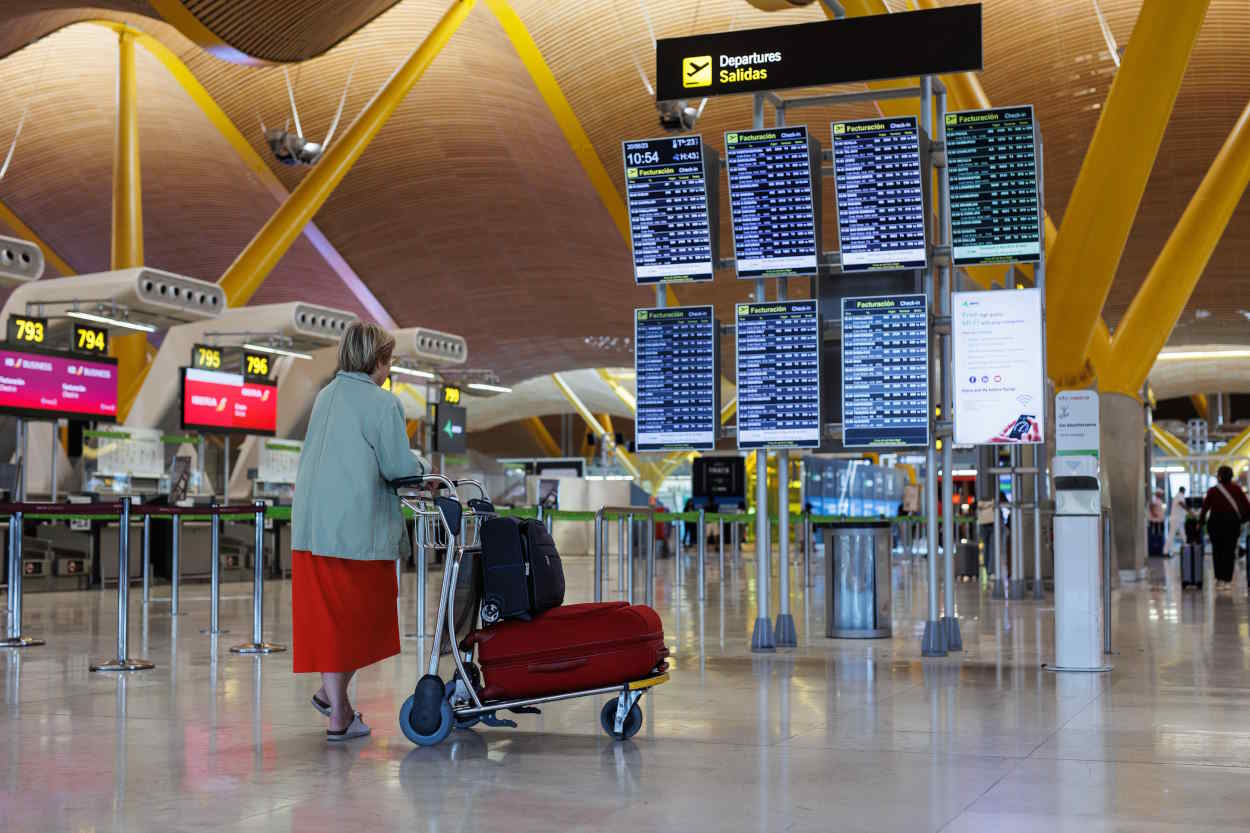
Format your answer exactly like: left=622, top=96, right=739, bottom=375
left=1181, top=543, right=1203, bottom=589
left=956, top=542, right=979, bottom=579
left=1148, top=521, right=1166, bottom=557
left=467, top=602, right=668, bottom=701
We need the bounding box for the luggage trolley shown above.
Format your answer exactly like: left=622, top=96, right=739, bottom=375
left=393, top=474, right=668, bottom=747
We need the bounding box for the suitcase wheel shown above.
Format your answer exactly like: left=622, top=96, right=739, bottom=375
left=600, top=699, right=642, bottom=741
left=400, top=693, right=454, bottom=746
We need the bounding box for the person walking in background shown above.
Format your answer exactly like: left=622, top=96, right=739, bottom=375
left=1148, top=490, right=1167, bottom=557
left=1168, top=486, right=1188, bottom=555
left=1198, top=467, right=1250, bottom=588
left=291, top=322, right=421, bottom=741
left=976, top=494, right=996, bottom=577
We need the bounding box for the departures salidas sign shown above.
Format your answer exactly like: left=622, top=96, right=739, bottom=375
left=655, top=5, right=982, bottom=101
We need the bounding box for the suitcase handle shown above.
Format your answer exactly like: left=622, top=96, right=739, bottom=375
left=528, top=658, right=590, bottom=674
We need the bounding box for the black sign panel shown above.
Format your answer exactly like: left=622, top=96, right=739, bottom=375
left=655, top=5, right=982, bottom=101
left=693, top=456, right=746, bottom=503
left=191, top=343, right=223, bottom=371
left=622, top=136, right=716, bottom=284
left=736, top=300, right=821, bottom=450
left=7, top=314, right=47, bottom=347
left=946, top=106, right=1041, bottom=265
left=833, top=117, right=928, bottom=271
left=634, top=306, right=718, bottom=452
left=434, top=403, right=467, bottom=454
left=841, top=295, right=929, bottom=448
left=725, top=126, right=820, bottom=279
left=71, top=322, right=109, bottom=355
left=242, top=350, right=272, bottom=382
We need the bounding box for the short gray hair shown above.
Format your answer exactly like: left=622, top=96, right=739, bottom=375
left=338, top=321, right=396, bottom=375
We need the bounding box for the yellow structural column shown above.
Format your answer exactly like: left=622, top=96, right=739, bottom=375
left=1044, top=0, right=1210, bottom=388
left=112, top=30, right=149, bottom=419
left=1190, top=394, right=1209, bottom=422
left=524, top=416, right=561, bottom=457
left=1103, top=99, right=1250, bottom=395
left=218, top=0, right=478, bottom=306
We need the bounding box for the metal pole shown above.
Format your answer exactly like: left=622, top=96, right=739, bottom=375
left=416, top=512, right=427, bottom=638
left=170, top=514, right=182, bottom=616
left=594, top=512, right=603, bottom=603
left=1103, top=509, right=1113, bottom=655
left=992, top=479, right=1007, bottom=598
left=626, top=515, right=635, bottom=604
left=1034, top=131, right=1050, bottom=601
left=936, top=84, right=960, bottom=651
left=204, top=505, right=224, bottom=634
left=1033, top=455, right=1044, bottom=600
left=91, top=498, right=151, bottom=670
left=804, top=514, right=813, bottom=588
left=718, top=517, right=725, bottom=574
left=645, top=510, right=655, bottom=608
left=1011, top=447, right=1025, bottom=598
left=231, top=501, right=285, bottom=654
left=617, top=516, right=626, bottom=593
left=0, top=507, right=41, bottom=647
left=141, top=514, right=151, bottom=604
left=697, top=508, right=706, bottom=601
left=49, top=419, right=57, bottom=502
left=732, top=516, right=740, bottom=562
left=750, top=266, right=775, bottom=652
left=222, top=435, right=230, bottom=502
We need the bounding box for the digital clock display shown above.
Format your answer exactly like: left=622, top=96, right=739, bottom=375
left=7, top=315, right=47, bottom=346
left=72, top=322, right=109, bottom=354
left=191, top=344, right=223, bottom=371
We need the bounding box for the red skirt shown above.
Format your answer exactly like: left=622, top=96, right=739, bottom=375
left=292, top=550, right=400, bottom=673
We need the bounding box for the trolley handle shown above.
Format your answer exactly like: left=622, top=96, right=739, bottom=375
left=453, top=478, right=490, bottom=503
left=390, top=473, right=455, bottom=495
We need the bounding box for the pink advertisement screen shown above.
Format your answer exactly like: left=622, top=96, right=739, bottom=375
left=0, top=347, right=118, bottom=418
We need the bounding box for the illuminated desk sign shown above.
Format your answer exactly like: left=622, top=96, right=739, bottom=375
left=0, top=345, right=117, bottom=419
left=72, top=322, right=109, bottom=355
left=181, top=367, right=277, bottom=436
left=442, top=385, right=461, bottom=405
left=191, top=343, right=223, bottom=371
left=634, top=305, right=719, bottom=452
left=946, top=106, right=1042, bottom=266
left=622, top=136, right=719, bottom=285
left=841, top=295, right=929, bottom=448
left=736, top=300, right=821, bottom=450
left=243, top=350, right=272, bottom=382
left=832, top=116, right=928, bottom=272
left=7, top=314, right=47, bottom=346
left=724, top=126, right=821, bottom=279
left=655, top=6, right=981, bottom=101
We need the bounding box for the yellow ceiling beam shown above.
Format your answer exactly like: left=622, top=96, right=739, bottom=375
left=218, top=0, right=477, bottom=307
left=0, top=200, right=74, bottom=277
left=1102, top=99, right=1250, bottom=396
left=1190, top=394, right=1209, bottom=422
left=551, top=371, right=647, bottom=485
left=1150, top=424, right=1188, bottom=459
left=1043, top=0, right=1210, bottom=388
left=1217, top=424, right=1250, bottom=469
left=525, top=416, right=561, bottom=457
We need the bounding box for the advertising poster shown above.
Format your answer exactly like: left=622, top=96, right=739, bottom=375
left=952, top=289, right=1044, bottom=445
left=1055, top=390, right=1100, bottom=457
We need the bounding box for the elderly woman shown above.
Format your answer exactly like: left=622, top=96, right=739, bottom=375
left=291, top=322, right=421, bottom=740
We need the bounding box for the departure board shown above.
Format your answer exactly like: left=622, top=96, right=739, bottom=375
left=841, top=295, right=929, bottom=448
left=724, top=126, right=820, bottom=279
left=623, top=136, right=716, bottom=284
left=946, top=106, right=1041, bottom=265
left=634, top=306, right=718, bottom=451
left=832, top=117, right=927, bottom=271
left=736, top=300, right=821, bottom=449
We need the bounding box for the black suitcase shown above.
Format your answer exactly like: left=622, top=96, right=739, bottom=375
left=1148, top=522, right=1165, bottom=557
left=478, top=517, right=565, bottom=625
left=956, top=542, right=980, bottom=579
left=1180, top=542, right=1203, bottom=589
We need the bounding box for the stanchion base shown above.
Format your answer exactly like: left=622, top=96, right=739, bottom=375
left=230, top=642, right=287, bottom=654
left=1042, top=663, right=1113, bottom=674
left=921, top=620, right=947, bottom=657
left=941, top=617, right=963, bottom=652
left=990, top=579, right=1008, bottom=600
left=1009, top=579, right=1028, bottom=599
left=773, top=613, right=797, bottom=647
left=750, top=617, right=776, bottom=652
left=0, top=636, right=44, bottom=648
left=199, top=628, right=230, bottom=635
left=1032, top=581, right=1045, bottom=600
left=90, top=657, right=155, bottom=672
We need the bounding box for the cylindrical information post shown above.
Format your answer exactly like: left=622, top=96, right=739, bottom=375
left=1, top=509, right=42, bottom=648
left=91, top=499, right=152, bottom=670
left=231, top=501, right=285, bottom=654
left=201, top=506, right=226, bottom=635
left=141, top=514, right=151, bottom=604
left=170, top=515, right=182, bottom=616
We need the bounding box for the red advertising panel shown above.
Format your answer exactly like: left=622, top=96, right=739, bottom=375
left=0, top=346, right=118, bottom=419
left=181, top=367, right=277, bottom=436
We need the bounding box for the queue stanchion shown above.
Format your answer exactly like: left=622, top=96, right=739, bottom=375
left=91, top=499, right=152, bottom=670
left=170, top=513, right=183, bottom=616
left=718, top=516, right=725, bottom=574
left=1, top=507, right=42, bottom=648
left=732, top=517, right=740, bottom=562
left=697, top=508, right=706, bottom=601
left=230, top=501, right=286, bottom=655
left=617, top=516, right=626, bottom=594
left=645, top=510, right=655, bottom=608
left=141, top=513, right=151, bottom=605
left=593, top=511, right=604, bottom=603
left=201, top=505, right=227, bottom=635
left=625, top=514, right=634, bottom=603
left=804, top=514, right=813, bottom=589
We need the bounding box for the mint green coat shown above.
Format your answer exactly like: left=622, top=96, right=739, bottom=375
left=292, top=371, right=420, bottom=561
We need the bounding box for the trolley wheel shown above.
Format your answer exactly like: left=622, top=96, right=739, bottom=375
left=599, top=698, right=643, bottom=741
left=400, top=694, right=454, bottom=747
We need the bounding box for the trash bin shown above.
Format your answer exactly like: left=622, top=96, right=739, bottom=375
left=825, top=521, right=892, bottom=638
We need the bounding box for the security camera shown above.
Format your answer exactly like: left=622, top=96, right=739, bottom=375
left=657, top=100, right=700, bottom=133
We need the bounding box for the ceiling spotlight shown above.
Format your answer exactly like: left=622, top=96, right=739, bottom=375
left=468, top=382, right=512, bottom=394
left=390, top=366, right=435, bottom=379
left=242, top=342, right=312, bottom=360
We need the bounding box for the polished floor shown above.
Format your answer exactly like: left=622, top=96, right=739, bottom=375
left=3, top=546, right=1250, bottom=833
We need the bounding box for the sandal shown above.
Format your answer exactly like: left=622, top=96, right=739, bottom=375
left=311, top=693, right=331, bottom=717
left=327, top=712, right=370, bottom=742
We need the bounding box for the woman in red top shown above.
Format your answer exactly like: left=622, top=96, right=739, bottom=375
left=1198, top=466, right=1250, bottom=587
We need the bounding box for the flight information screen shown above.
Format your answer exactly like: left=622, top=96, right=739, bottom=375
left=946, top=106, right=1041, bottom=265
left=634, top=306, right=718, bottom=451
left=724, top=126, right=819, bottom=279
left=841, top=295, right=929, bottom=448
left=623, top=136, right=715, bottom=284
left=832, top=117, right=927, bottom=271
left=736, top=300, right=821, bottom=449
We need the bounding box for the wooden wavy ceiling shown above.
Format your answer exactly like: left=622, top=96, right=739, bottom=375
left=0, top=1, right=1246, bottom=383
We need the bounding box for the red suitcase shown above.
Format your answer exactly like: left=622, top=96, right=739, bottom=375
left=465, top=601, right=668, bottom=701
